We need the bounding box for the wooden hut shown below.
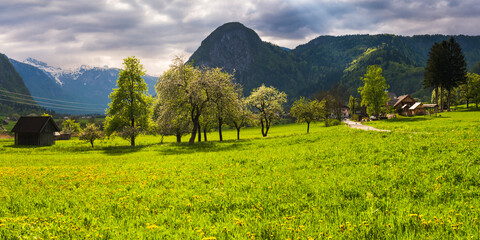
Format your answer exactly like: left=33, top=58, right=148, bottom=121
left=408, top=102, right=426, bottom=115
left=11, top=116, right=60, bottom=146
left=423, top=103, right=438, bottom=115
left=393, top=95, right=417, bottom=116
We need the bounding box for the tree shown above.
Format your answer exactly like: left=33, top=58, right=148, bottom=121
left=424, top=37, right=467, bottom=110
left=104, top=56, right=154, bottom=146
left=470, top=73, right=480, bottom=109
left=315, top=83, right=347, bottom=121
left=246, top=85, right=287, bottom=137
left=199, top=105, right=216, bottom=142
left=358, top=65, right=389, bottom=118
left=226, top=97, right=252, bottom=140
left=471, top=61, right=480, bottom=75
left=61, top=119, right=81, bottom=134
left=431, top=87, right=448, bottom=109
left=153, top=99, right=190, bottom=143
left=290, top=97, right=326, bottom=133
left=79, top=123, right=103, bottom=148
left=207, top=68, right=239, bottom=141
left=348, top=95, right=358, bottom=117
left=155, top=57, right=214, bottom=144
left=457, top=72, right=480, bottom=109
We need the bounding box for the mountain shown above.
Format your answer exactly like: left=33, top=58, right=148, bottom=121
left=189, top=23, right=480, bottom=102
left=188, top=22, right=314, bottom=98
left=295, top=34, right=480, bottom=98
left=10, top=58, right=158, bottom=114
left=0, top=53, right=42, bottom=115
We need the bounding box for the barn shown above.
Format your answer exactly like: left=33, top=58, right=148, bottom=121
left=393, top=95, right=417, bottom=116
left=11, top=116, right=60, bottom=146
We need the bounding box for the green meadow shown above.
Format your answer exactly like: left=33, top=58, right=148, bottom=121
left=0, top=111, right=479, bottom=239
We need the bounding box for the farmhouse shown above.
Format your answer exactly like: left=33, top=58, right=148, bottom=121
left=393, top=95, right=417, bottom=116
left=391, top=94, right=438, bottom=116
left=11, top=116, right=60, bottom=146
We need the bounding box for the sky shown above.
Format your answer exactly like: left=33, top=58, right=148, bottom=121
left=1, top=0, right=479, bottom=76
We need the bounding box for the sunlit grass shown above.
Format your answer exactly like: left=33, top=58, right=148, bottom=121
left=0, top=113, right=479, bottom=239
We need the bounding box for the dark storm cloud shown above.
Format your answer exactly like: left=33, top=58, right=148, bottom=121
left=0, top=0, right=479, bottom=74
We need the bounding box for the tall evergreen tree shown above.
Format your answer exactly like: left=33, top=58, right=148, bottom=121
left=424, top=37, right=467, bottom=110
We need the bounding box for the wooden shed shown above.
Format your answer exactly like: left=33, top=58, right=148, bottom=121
left=408, top=102, right=426, bottom=115
left=393, top=95, right=417, bottom=116
left=11, top=116, right=60, bottom=146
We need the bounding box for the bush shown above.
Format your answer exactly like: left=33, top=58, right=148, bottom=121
left=352, top=114, right=360, bottom=121
left=327, top=119, right=341, bottom=127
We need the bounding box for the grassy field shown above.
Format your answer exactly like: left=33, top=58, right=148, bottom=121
left=0, top=111, right=479, bottom=239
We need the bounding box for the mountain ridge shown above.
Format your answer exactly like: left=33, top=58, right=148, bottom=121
left=189, top=23, right=480, bottom=101
left=0, top=53, right=43, bottom=115
left=10, top=58, right=158, bottom=114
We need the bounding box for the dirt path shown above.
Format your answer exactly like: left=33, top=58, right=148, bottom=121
left=343, top=120, right=391, bottom=132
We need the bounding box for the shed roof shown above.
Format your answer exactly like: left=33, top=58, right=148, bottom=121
left=11, top=116, right=60, bottom=133
left=423, top=104, right=438, bottom=108
left=409, top=102, right=423, bottom=110
left=393, top=95, right=416, bottom=108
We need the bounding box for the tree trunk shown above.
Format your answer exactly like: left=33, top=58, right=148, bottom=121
left=203, top=127, right=207, bottom=142
left=189, top=115, right=199, bottom=144
left=260, top=118, right=266, bottom=137
left=218, top=118, right=223, bottom=141
left=131, top=118, right=135, bottom=146
left=434, top=87, right=439, bottom=106
left=447, top=90, right=451, bottom=111
left=307, top=121, right=310, bottom=133
left=236, top=127, right=240, bottom=140
left=176, top=133, right=181, bottom=143
left=90, top=139, right=94, bottom=148
left=197, top=124, right=201, bottom=142
left=264, top=118, right=270, bottom=137
left=440, top=88, right=444, bottom=112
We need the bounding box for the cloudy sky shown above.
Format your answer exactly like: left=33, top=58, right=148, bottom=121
left=1, top=0, right=479, bottom=76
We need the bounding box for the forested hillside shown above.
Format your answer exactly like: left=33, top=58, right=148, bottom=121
left=0, top=53, right=42, bottom=114
left=190, top=23, right=480, bottom=102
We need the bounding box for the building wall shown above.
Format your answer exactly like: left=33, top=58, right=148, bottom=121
left=15, top=132, right=54, bottom=146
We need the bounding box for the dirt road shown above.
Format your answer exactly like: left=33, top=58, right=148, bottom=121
left=343, top=120, right=391, bottom=132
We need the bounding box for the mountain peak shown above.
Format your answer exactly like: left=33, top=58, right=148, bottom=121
left=206, top=22, right=262, bottom=45
left=24, top=58, right=50, bottom=68
left=189, top=22, right=263, bottom=75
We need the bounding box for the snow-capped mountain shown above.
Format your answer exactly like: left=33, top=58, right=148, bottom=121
left=10, top=58, right=158, bottom=114
left=23, top=58, right=65, bottom=85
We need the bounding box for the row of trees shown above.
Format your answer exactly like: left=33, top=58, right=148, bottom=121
left=101, top=36, right=473, bottom=147
left=432, top=72, right=480, bottom=109
left=102, top=56, right=394, bottom=146
left=103, top=56, right=289, bottom=146
left=155, top=57, right=289, bottom=144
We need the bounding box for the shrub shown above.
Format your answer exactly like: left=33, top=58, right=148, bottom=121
left=352, top=114, right=360, bottom=121
left=327, top=119, right=341, bottom=126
